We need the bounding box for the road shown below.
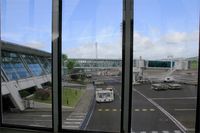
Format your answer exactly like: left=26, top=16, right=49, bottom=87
left=86, top=75, right=197, bottom=133
left=2, top=74, right=197, bottom=133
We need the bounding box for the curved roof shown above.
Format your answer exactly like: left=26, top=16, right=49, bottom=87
left=1, top=41, right=51, bottom=57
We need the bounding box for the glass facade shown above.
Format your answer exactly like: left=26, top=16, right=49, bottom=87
left=21, top=54, right=45, bottom=76
left=2, top=51, right=30, bottom=80
left=38, top=57, right=51, bottom=74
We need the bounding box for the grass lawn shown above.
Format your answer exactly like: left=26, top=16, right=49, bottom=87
left=62, top=87, right=84, bottom=107
left=33, top=88, right=84, bottom=107
left=191, top=61, right=197, bottom=69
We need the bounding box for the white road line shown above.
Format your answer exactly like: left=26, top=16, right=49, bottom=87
left=140, top=131, right=146, bottom=133
left=174, top=109, right=196, bottom=111
left=151, top=131, right=158, bottom=133
left=66, top=118, right=83, bottom=121
left=150, top=109, right=155, bottom=111
left=5, top=119, right=51, bottom=122
left=64, top=121, right=81, bottom=125
left=142, top=109, right=147, bottom=111
left=62, top=125, right=79, bottom=128
left=29, top=124, right=44, bottom=127
left=105, top=109, right=109, bottom=111
left=135, top=109, right=140, bottom=111
left=112, top=109, right=117, bottom=111
left=41, top=115, right=52, bottom=117
left=134, top=89, right=187, bottom=133
left=84, top=100, right=95, bottom=130
left=151, top=97, right=197, bottom=100
left=71, top=115, right=85, bottom=118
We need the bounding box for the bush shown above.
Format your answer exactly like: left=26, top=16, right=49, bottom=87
left=19, top=90, right=31, bottom=98
left=34, top=89, right=50, bottom=100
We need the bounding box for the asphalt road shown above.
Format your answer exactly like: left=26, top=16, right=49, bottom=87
left=86, top=75, right=197, bottom=133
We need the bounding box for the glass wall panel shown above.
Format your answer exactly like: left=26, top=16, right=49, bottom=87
left=21, top=54, right=45, bottom=76
left=2, top=51, right=30, bottom=80
left=132, top=0, right=199, bottom=133
left=62, top=0, right=122, bottom=132
left=1, top=0, right=52, bottom=128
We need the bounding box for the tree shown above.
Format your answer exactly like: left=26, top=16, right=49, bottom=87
left=62, top=54, right=68, bottom=66
left=67, top=59, right=76, bottom=72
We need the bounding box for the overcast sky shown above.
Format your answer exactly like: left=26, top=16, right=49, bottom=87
left=1, top=0, right=199, bottom=60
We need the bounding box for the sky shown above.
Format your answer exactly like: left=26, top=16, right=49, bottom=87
left=1, top=0, right=199, bottom=60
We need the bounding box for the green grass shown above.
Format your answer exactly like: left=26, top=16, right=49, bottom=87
left=33, top=88, right=84, bottom=107
left=62, top=88, right=84, bottom=107
left=191, top=61, right=198, bottom=69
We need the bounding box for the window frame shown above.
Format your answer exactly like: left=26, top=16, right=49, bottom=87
left=0, top=0, right=199, bottom=133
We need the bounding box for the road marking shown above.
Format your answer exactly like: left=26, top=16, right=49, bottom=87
left=64, top=121, right=81, bottom=125
left=140, top=131, right=146, bottom=133
left=142, top=109, right=147, bottom=111
left=98, top=109, right=102, bottom=111
left=174, top=109, right=196, bottom=111
left=62, top=125, right=79, bottom=128
left=151, top=97, right=197, bottom=100
left=66, top=118, right=83, bottom=121
left=134, top=89, right=187, bottom=133
left=41, top=115, right=52, bottom=117
left=151, top=131, right=158, bottom=133
left=135, top=109, right=140, bottom=111
left=71, top=115, right=85, bottom=118
left=105, top=109, right=109, bottom=111
left=112, top=109, right=117, bottom=111
left=29, top=124, right=44, bottom=127
left=150, top=109, right=155, bottom=111
left=5, top=119, right=51, bottom=122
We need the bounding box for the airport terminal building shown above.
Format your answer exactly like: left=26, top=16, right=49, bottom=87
left=1, top=41, right=51, bottom=111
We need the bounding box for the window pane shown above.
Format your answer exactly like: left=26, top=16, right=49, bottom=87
left=62, top=0, right=122, bottom=132
left=132, top=0, right=199, bottom=133
left=1, top=0, right=52, bottom=128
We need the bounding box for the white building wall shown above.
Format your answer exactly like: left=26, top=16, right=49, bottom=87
left=1, top=74, right=51, bottom=111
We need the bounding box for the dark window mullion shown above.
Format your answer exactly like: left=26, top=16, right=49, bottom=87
left=52, top=0, right=62, bottom=132
left=195, top=19, right=200, bottom=133
left=121, top=0, right=133, bottom=132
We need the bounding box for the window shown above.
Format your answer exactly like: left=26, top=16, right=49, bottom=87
left=132, top=0, right=199, bottom=132
left=1, top=0, right=52, bottom=129
left=61, top=0, right=122, bottom=132
left=2, top=51, right=30, bottom=80
left=0, top=0, right=199, bottom=133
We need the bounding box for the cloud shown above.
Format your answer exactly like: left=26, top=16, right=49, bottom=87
left=24, top=41, right=46, bottom=50
left=65, top=41, right=122, bottom=59
left=64, top=30, right=198, bottom=60
left=161, top=32, right=198, bottom=44
left=134, top=31, right=198, bottom=59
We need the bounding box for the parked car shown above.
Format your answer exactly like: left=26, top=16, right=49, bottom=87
left=168, top=83, right=181, bottom=90
left=151, top=83, right=168, bottom=91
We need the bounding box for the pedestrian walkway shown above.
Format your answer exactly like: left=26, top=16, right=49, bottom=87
left=62, top=84, right=94, bottom=129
